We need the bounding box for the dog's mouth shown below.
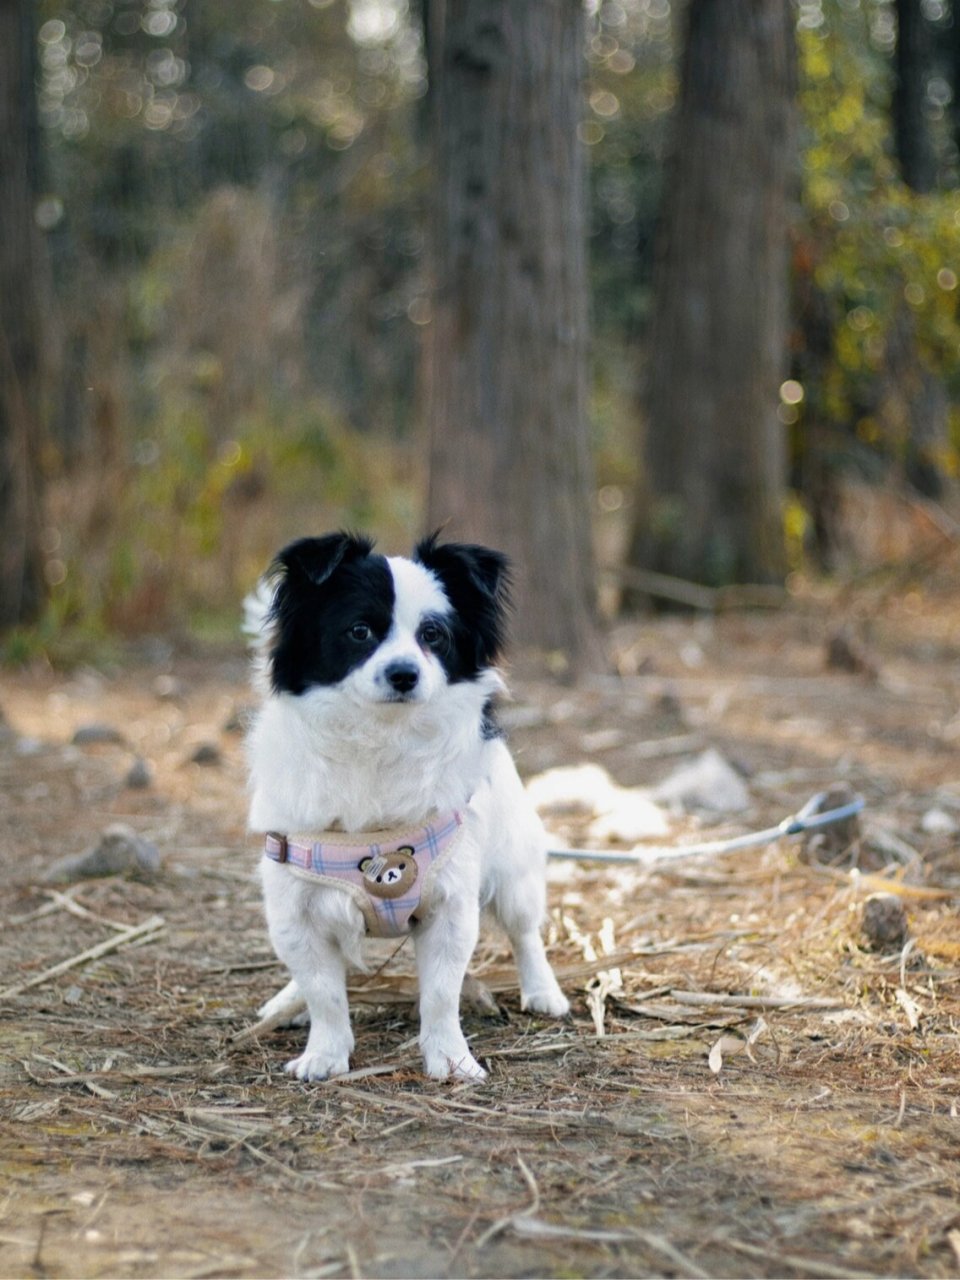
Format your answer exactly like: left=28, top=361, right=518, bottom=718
left=379, top=690, right=422, bottom=705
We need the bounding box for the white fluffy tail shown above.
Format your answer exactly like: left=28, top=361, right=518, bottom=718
left=243, top=577, right=274, bottom=643
left=243, top=577, right=276, bottom=693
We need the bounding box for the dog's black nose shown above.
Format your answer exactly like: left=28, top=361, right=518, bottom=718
left=384, top=661, right=419, bottom=694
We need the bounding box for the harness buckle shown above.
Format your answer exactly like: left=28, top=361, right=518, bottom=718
left=267, top=832, right=289, bottom=863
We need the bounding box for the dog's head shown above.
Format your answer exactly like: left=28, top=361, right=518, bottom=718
left=262, top=531, right=510, bottom=708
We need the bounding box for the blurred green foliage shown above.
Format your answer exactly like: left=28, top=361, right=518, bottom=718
left=791, top=0, right=960, bottom=497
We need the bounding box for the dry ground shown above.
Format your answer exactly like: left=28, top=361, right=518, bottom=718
left=1, top=587, right=959, bottom=1279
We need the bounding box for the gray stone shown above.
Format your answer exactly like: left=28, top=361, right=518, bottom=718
left=46, top=823, right=162, bottom=882
left=72, top=723, right=126, bottom=747
left=861, top=893, right=908, bottom=951
left=125, top=757, right=153, bottom=789
left=653, top=748, right=751, bottom=814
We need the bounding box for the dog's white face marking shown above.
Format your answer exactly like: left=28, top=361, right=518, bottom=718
left=343, top=557, right=452, bottom=707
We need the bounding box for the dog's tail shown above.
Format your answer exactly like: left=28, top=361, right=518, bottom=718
left=243, top=577, right=275, bottom=694
left=243, top=577, right=274, bottom=644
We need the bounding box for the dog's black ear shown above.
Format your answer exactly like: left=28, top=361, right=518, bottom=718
left=415, top=531, right=510, bottom=604
left=273, top=532, right=375, bottom=587
left=415, top=532, right=511, bottom=666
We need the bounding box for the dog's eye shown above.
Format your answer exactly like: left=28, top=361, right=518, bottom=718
left=348, top=622, right=373, bottom=643
left=418, top=620, right=447, bottom=649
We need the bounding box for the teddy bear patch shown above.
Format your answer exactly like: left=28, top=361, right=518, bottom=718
left=358, top=846, right=419, bottom=899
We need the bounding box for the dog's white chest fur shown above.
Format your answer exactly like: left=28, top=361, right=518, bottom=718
left=247, top=679, right=498, bottom=834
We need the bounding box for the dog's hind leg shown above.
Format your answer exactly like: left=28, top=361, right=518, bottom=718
left=491, top=872, right=570, bottom=1019
left=257, top=978, right=308, bottom=1027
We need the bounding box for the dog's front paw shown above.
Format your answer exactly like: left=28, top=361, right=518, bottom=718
left=521, top=984, right=570, bottom=1018
left=285, top=1049, right=350, bottom=1081
left=421, top=1041, right=487, bottom=1082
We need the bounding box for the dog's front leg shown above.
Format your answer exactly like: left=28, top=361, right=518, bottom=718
left=262, top=866, right=359, bottom=1081
left=414, top=902, right=485, bottom=1081
left=276, top=937, right=354, bottom=1081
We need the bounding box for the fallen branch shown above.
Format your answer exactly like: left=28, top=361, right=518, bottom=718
left=505, top=1217, right=710, bottom=1279
left=613, top=564, right=788, bottom=613
left=0, top=915, right=165, bottom=999
left=725, top=1237, right=877, bottom=1280
left=670, top=990, right=845, bottom=1012
left=26, top=1059, right=226, bottom=1086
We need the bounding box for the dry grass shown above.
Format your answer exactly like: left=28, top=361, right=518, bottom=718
left=1, top=594, right=959, bottom=1278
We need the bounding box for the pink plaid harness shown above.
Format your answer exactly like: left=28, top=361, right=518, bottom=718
left=263, top=810, right=465, bottom=938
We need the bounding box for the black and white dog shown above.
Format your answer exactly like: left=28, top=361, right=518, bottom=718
left=246, top=532, right=568, bottom=1082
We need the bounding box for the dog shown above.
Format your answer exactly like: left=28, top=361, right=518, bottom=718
left=245, top=531, right=569, bottom=1082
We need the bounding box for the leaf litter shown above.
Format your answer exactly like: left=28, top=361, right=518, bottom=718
left=1, top=594, right=960, bottom=1278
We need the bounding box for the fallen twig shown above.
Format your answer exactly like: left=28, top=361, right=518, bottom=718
left=26, top=1059, right=228, bottom=1086
left=725, top=1237, right=877, bottom=1279
left=506, top=1216, right=711, bottom=1279
left=0, top=915, right=165, bottom=999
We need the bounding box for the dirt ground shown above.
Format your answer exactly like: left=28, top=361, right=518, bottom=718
left=1, top=582, right=959, bottom=1280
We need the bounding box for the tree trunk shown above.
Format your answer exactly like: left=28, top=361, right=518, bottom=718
left=893, top=0, right=936, bottom=194
left=628, top=0, right=796, bottom=589
left=0, top=0, right=45, bottom=629
left=425, top=0, right=598, bottom=664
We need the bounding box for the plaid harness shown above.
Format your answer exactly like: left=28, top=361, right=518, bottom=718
left=263, top=810, right=465, bottom=938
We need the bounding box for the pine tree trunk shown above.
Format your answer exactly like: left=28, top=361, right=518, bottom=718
left=893, top=0, right=936, bottom=193
left=0, top=0, right=45, bottom=629
left=425, top=0, right=598, bottom=664
left=628, top=0, right=796, bottom=588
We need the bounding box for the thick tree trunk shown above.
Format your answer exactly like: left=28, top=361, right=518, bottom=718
left=628, top=0, right=796, bottom=588
left=425, top=0, right=598, bottom=664
left=893, top=0, right=936, bottom=194
left=0, top=0, right=45, bottom=628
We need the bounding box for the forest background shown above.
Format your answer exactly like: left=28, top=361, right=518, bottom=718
left=2, top=0, right=960, bottom=660
left=2, top=8, right=960, bottom=1274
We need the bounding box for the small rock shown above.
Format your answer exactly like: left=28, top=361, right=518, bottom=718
left=861, top=893, right=908, bottom=951
left=680, top=642, right=705, bottom=670
left=656, top=689, right=685, bottom=720
left=72, top=723, right=125, bottom=747
left=125, top=757, right=153, bottom=789
left=920, top=807, right=959, bottom=836
left=153, top=674, right=185, bottom=701
left=46, top=823, right=162, bottom=882
left=190, top=742, right=222, bottom=766
left=653, top=748, right=751, bottom=814
left=825, top=627, right=878, bottom=678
